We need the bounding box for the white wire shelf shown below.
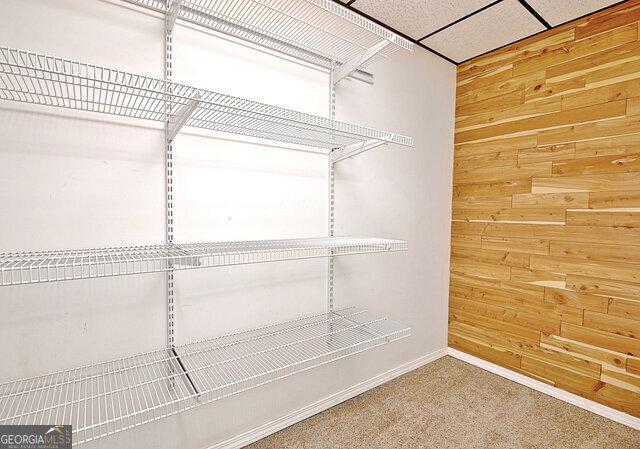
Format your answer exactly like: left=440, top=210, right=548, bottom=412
left=0, top=46, right=414, bottom=151
left=124, top=0, right=413, bottom=83
left=0, top=237, right=407, bottom=286
left=0, top=307, right=410, bottom=446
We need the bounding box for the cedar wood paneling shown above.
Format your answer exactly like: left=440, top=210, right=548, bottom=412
left=450, top=0, right=640, bottom=417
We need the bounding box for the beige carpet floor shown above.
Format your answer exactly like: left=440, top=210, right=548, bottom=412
left=246, top=356, right=640, bottom=449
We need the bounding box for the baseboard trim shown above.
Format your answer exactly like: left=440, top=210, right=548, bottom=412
left=207, top=347, right=449, bottom=449
left=447, top=347, right=640, bottom=431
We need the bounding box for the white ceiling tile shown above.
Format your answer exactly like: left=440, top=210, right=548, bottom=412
left=352, top=0, right=498, bottom=39
left=422, top=0, right=546, bottom=62
left=526, top=0, right=620, bottom=26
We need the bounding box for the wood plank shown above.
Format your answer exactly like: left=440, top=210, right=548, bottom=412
left=585, top=58, right=640, bottom=89
left=451, top=271, right=545, bottom=300
left=629, top=97, right=640, bottom=116
left=532, top=172, right=640, bottom=193
left=452, top=195, right=513, bottom=209
left=454, top=162, right=551, bottom=185
left=480, top=222, right=640, bottom=246
left=583, top=310, right=640, bottom=339
left=512, top=192, right=589, bottom=208
left=453, top=150, right=518, bottom=172
left=455, top=135, right=537, bottom=158
left=449, top=331, right=522, bottom=370
left=609, top=298, right=640, bottom=320
left=573, top=133, right=640, bottom=159
left=456, top=90, right=524, bottom=117
left=450, top=257, right=511, bottom=280
left=548, top=39, right=640, bottom=83
left=450, top=307, right=541, bottom=341
left=481, top=236, right=549, bottom=255
left=456, top=70, right=544, bottom=109
left=540, top=333, right=627, bottom=370
left=561, top=322, right=640, bottom=356
left=450, top=320, right=538, bottom=353
left=563, top=78, right=640, bottom=111
left=456, top=64, right=513, bottom=96
left=450, top=282, right=474, bottom=299
left=544, top=287, right=611, bottom=313
left=452, top=296, right=562, bottom=335
left=575, top=2, right=640, bottom=40
left=520, top=356, right=603, bottom=395
left=566, top=211, right=640, bottom=227
left=455, top=101, right=626, bottom=144
left=566, top=275, right=640, bottom=302
left=552, top=153, right=640, bottom=176
left=513, top=23, right=638, bottom=76
left=601, top=367, right=640, bottom=393
left=473, top=286, right=583, bottom=325
left=550, top=241, right=640, bottom=265
left=452, top=207, right=566, bottom=223
left=453, top=179, right=532, bottom=197
left=517, top=143, right=575, bottom=165
left=451, top=234, right=482, bottom=249
left=589, top=190, right=640, bottom=209
left=511, top=267, right=566, bottom=288
left=530, top=254, right=640, bottom=284
left=524, top=354, right=640, bottom=415
left=451, top=246, right=529, bottom=268
left=537, top=115, right=640, bottom=146
left=457, top=28, right=575, bottom=82
left=524, top=76, right=585, bottom=102
left=629, top=358, right=640, bottom=376
left=456, top=98, right=562, bottom=133
left=594, top=382, right=640, bottom=416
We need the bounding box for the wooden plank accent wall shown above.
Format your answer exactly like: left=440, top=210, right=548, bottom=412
left=450, top=0, right=640, bottom=417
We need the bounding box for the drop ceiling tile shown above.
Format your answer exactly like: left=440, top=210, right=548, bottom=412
left=422, top=0, right=546, bottom=63
left=352, top=0, right=498, bottom=40
left=526, top=0, right=621, bottom=26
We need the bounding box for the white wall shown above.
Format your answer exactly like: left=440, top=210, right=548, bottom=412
left=0, top=1, right=456, bottom=448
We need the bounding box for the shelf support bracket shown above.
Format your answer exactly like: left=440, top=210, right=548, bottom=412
left=166, top=0, right=182, bottom=34
left=332, top=39, right=393, bottom=85
left=331, top=134, right=394, bottom=163
left=167, top=93, right=201, bottom=142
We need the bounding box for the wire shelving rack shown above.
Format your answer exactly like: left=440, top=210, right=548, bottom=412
left=0, top=307, right=410, bottom=445
left=0, top=237, right=408, bottom=286
left=0, top=0, right=414, bottom=445
left=0, top=46, right=413, bottom=152
left=123, top=0, right=413, bottom=83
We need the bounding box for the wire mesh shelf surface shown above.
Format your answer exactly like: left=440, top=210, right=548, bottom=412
left=0, top=46, right=414, bottom=150
left=0, top=237, right=408, bottom=286
left=124, top=0, right=412, bottom=76
left=0, top=307, right=410, bottom=445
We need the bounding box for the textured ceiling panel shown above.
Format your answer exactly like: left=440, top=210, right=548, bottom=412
left=422, top=0, right=545, bottom=63
left=526, top=0, right=621, bottom=26
left=352, top=0, right=497, bottom=39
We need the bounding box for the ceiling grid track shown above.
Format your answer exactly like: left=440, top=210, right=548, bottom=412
left=333, top=0, right=633, bottom=65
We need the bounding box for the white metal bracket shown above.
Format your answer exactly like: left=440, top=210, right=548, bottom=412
left=166, top=0, right=182, bottom=34
left=331, top=134, right=394, bottom=163
left=332, top=38, right=394, bottom=84
left=167, top=93, right=201, bottom=142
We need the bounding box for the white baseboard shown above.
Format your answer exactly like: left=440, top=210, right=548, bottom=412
left=447, top=347, right=640, bottom=431
left=207, top=347, right=449, bottom=449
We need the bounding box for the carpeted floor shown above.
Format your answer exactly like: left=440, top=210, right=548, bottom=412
left=246, top=356, right=640, bottom=449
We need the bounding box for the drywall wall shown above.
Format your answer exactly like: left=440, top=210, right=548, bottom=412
left=0, top=0, right=456, bottom=447
left=450, top=0, right=640, bottom=417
